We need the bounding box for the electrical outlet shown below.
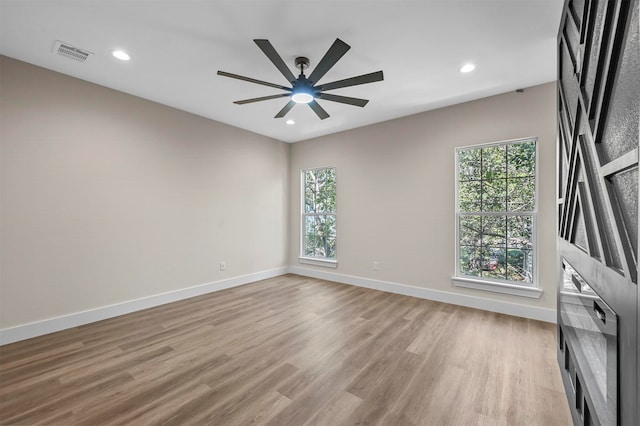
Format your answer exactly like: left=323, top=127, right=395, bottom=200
left=373, top=261, right=379, bottom=271
left=220, top=261, right=226, bottom=271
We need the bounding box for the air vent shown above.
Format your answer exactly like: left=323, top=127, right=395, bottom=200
left=53, top=41, right=92, bottom=62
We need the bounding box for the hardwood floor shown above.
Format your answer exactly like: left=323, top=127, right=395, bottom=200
left=0, top=274, right=572, bottom=425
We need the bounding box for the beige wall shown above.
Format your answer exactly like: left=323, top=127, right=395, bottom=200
left=1, top=54, right=558, bottom=333
left=0, top=56, right=289, bottom=328
left=288, top=82, right=558, bottom=311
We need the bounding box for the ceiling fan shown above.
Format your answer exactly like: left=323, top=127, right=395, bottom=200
left=217, top=38, right=384, bottom=120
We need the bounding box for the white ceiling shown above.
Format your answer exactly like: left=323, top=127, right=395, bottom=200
left=0, top=0, right=563, bottom=143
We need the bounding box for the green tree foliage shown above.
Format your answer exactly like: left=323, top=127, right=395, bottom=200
left=304, top=168, right=336, bottom=259
left=458, top=141, right=535, bottom=283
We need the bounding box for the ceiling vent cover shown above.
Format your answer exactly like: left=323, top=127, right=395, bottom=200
left=53, top=41, right=92, bottom=62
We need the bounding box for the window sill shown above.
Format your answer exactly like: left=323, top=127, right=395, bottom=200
left=452, top=276, right=542, bottom=299
left=298, top=257, right=338, bottom=268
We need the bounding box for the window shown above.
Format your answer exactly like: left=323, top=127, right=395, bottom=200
left=300, top=167, right=337, bottom=266
left=454, top=138, right=540, bottom=297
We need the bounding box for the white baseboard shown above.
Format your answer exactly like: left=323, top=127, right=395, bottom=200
left=0, top=267, right=288, bottom=345
left=288, top=266, right=557, bottom=323
left=1, top=265, right=556, bottom=345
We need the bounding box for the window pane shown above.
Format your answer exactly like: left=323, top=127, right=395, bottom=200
left=459, top=181, right=481, bottom=212
left=459, top=215, right=481, bottom=246
left=458, top=148, right=481, bottom=181
left=304, top=214, right=336, bottom=259
left=459, top=246, right=481, bottom=276
left=455, top=140, right=536, bottom=287
left=305, top=184, right=315, bottom=213
left=304, top=216, right=317, bottom=256
left=319, top=168, right=336, bottom=213
left=324, top=238, right=336, bottom=259
left=506, top=249, right=533, bottom=283
left=482, top=145, right=506, bottom=179
left=507, top=177, right=535, bottom=211
left=482, top=215, right=506, bottom=247
left=324, top=215, right=337, bottom=237
left=481, top=246, right=506, bottom=280
left=507, top=141, right=536, bottom=177
left=305, top=168, right=336, bottom=213
left=507, top=215, right=533, bottom=250
left=482, top=179, right=507, bottom=211
left=304, top=234, right=318, bottom=257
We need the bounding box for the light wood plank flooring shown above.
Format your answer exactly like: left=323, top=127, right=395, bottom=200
left=0, top=274, right=572, bottom=425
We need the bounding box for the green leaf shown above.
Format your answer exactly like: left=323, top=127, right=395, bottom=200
left=481, top=146, right=506, bottom=179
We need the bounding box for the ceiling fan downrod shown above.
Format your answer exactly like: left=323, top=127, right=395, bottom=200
left=295, top=57, right=309, bottom=77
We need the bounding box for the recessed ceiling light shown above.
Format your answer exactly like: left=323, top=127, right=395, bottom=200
left=286, top=119, right=295, bottom=125
left=112, top=50, right=130, bottom=61
left=460, top=63, right=476, bottom=73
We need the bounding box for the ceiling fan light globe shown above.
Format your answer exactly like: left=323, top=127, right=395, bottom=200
left=291, top=92, right=314, bottom=104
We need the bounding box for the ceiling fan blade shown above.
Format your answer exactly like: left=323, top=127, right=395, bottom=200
left=233, top=93, right=290, bottom=105
left=275, top=100, right=296, bottom=118
left=254, top=39, right=297, bottom=83
left=316, top=93, right=369, bottom=107
left=315, top=71, right=384, bottom=91
left=217, top=71, right=292, bottom=91
left=308, top=100, right=330, bottom=120
left=307, top=38, right=351, bottom=85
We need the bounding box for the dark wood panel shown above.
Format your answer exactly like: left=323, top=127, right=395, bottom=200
left=557, top=0, right=639, bottom=424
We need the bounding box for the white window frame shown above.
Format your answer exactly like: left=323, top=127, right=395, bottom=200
left=452, top=137, right=542, bottom=298
left=299, top=166, right=337, bottom=268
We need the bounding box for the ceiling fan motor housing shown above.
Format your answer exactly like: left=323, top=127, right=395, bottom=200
left=295, top=57, right=310, bottom=72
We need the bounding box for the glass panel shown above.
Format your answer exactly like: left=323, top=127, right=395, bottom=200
left=583, top=0, right=606, bottom=109
left=304, top=214, right=336, bottom=259
left=507, top=141, right=536, bottom=177
left=456, top=140, right=537, bottom=286
left=571, top=200, right=589, bottom=252
left=578, top=129, right=622, bottom=270
left=325, top=238, right=336, bottom=259
left=304, top=216, right=318, bottom=256
left=560, top=260, right=617, bottom=425
left=304, top=183, right=313, bottom=213
left=559, top=133, right=569, bottom=200
left=507, top=177, right=535, bottom=211
left=506, top=249, right=533, bottom=282
left=507, top=215, right=533, bottom=251
left=459, top=181, right=481, bottom=212
left=458, top=148, right=481, bottom=181
left=597, top=2, right=639, bottom=164
left=482, top=179, right=507, bottom=211
left=569, top=0, right=585, bottom=27
left=481, top=246, right=506, bottom=280
left=304, top=168, right=336, bottom=213
left=482, top=145, right=506, bottom=179
left=482, top=215, right=506, bottom=247
left=560, top=41, right=579, bottom=127
left=459, top=215, right=481, bottom=246
left=459, top=246, right=481, bottom=277
left=564, top=21, right=580, bottom=66
left=611, top=167, right=638, bottom=255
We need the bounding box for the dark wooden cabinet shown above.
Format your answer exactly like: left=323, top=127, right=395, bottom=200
left=557, top=0, right=639, bottom=424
